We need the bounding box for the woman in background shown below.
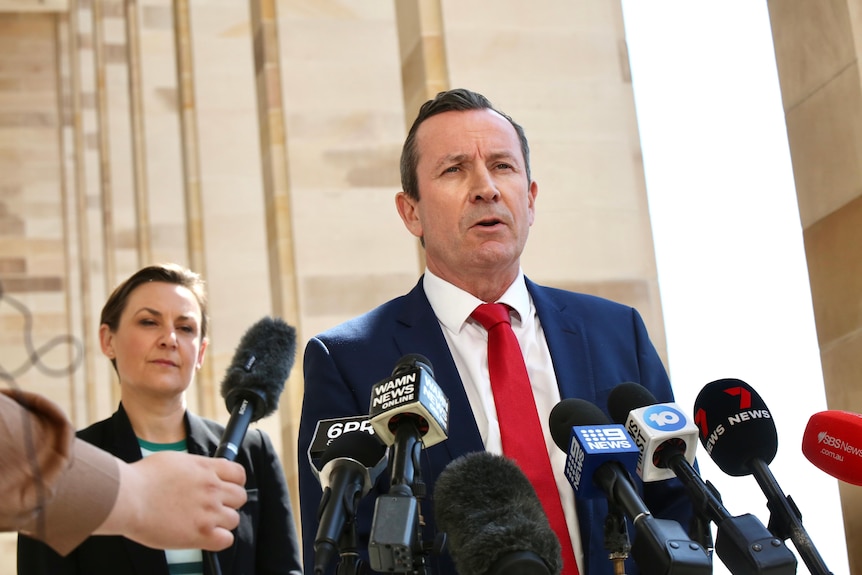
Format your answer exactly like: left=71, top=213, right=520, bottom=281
left=18, top=263, right=302, bottom=575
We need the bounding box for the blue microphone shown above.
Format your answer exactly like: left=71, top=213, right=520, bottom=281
left=550, top=398, right=711, bottom=575
left=562, top=419, right=640, bottom=501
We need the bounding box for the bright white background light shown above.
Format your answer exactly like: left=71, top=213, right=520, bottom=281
left=621, top=2, right=851, bottom=573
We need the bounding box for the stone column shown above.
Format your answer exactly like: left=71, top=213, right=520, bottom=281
left=768, top=1, right=862, bottom=571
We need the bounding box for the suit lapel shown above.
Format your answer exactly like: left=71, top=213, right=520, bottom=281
left=527, top=279, right=604, bottom=567
left=527, top=278, right=598, bottom=406
left=392, top=280, right=485, bottom=464
left=109, top=404, right=145, bottom=463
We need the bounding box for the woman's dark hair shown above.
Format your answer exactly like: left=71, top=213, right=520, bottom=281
left=100, top=263, right=209, bottom=340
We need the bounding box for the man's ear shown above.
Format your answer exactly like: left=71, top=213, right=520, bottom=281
left=527, top=180, right=538, bottom=226
left=395, top=191, right=423, bottom=239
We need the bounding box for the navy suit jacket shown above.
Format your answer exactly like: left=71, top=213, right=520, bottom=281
left=18, top=403, right=303, bottom=575
left=298, top=277, right=696, bottom=575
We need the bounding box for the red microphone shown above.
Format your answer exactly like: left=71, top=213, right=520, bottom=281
left=802, top=410, right=862, bottom=486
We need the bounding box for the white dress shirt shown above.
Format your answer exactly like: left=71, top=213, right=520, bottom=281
left=423, top=268, right=584, bottom=574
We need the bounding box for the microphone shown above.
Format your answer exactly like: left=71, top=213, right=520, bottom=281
left=610, top=382, right=797, bottom=575
left=307, top=415, right=378, bottom=472
left=608, top=382, right=699, bottom=482
left=434, top=451, right=562, bottom=575
left=802, top=410, right=862, bottom=486
left=367, top=354, right=450, bottom=573
left=214, top=316, right=296, bottom=460
left=208, top=317, right=295, bottom=575
left=692, top=378, right=776, bottom=477
left=368, top=353, right=449, bottom=449
left=548, top=398, right=640, bottom=500
left=694, top=378, right=833, bottom=575
left=549, top=398, right=711, bottom=575
left=312, top=430, right=388, bottom=575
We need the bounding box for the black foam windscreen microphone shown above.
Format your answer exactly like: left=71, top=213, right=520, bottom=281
left=694, top=378, right=833, bottom=575
left=214, top=316, right=296, bottom=460
left=208, top=317, right=296, bottom=575
left=313, top=430, right=388, bottom=575
left=434, top=451, right=562, bottom=575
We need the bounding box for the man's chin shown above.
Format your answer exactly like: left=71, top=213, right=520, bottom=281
left=468, top=246, right=521, bottom=272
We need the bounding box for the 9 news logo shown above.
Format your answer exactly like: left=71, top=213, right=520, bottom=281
left=575, top=426, right=633, bottom=450
left=642, top=404, right=687, bottom=432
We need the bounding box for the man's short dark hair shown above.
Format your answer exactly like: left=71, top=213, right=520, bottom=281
left=400, top=88, right=531, bottom=200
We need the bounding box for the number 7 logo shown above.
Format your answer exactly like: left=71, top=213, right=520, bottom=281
left=723, top=386, right=751, bottom=409
left=694, top=385, right=752, bottom=437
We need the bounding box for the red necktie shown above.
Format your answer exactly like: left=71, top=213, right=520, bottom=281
left=471, top=303, right=579, bottom=575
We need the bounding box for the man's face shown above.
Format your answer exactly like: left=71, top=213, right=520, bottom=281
left=396, top=108, right=537, bottom=288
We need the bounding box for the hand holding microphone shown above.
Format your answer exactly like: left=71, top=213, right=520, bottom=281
left=694, top=378, right=833, bottom=575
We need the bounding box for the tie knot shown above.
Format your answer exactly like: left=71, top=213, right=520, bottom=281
left=471, top=303, right=511, bottom=330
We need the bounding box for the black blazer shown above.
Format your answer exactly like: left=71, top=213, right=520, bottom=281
left=18, top=403, right=302, bottom=575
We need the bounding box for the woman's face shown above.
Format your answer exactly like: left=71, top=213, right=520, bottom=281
left=99, top=281, right=207, bottom=402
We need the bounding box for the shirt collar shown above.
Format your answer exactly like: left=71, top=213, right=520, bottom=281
left=423, top=268, right=530, bottom=333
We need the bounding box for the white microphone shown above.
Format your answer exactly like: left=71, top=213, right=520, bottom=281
left=368, top=354, right=449, bottom=448
left=608, top=383, right=698, bottom=482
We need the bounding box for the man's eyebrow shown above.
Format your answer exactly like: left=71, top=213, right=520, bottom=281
left=432, top=153, right=471, bottom=170
left=432, top=151, right=519, bottom=170
left=486, top=151, right=519, bottom=163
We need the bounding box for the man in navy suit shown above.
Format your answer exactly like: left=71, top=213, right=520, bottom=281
left=298, top=88, right=696, bottom=575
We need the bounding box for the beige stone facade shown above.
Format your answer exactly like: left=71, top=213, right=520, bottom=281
left=769, top=1, right=862, bottom=572
left=1, top=0, right=855, bottom=572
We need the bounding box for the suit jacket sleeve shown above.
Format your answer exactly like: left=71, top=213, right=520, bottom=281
left=1, top=390, right=118, bottom=557
left=297, top=335, right=378, bottom=574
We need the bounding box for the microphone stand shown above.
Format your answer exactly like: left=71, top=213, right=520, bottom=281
left=662, top=452, right=796, bottom=575
left=593, top=463, right=712, bottom=575
left=369, top=420, right=431, bottom=574
left=604, top=505, right=630, bottom=575
left=336, top=516, right=369, bottom=575
left=749, top=459, right=833, bottom=575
